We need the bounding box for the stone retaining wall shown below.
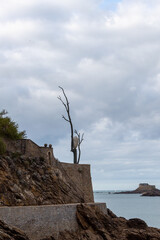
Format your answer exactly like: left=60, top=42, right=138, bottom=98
left=55, top=161, right=94, bottom=203
left=0, top=203, right=107, bottom=240
left=3, top=138, right=54, bottom=163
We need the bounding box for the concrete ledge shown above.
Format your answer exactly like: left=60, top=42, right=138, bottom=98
left=0, top=203, right=107, bottom=240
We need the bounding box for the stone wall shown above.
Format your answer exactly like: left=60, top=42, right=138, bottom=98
left=3, top=139, right=54, bottom=163
left=0, top=203, right=107, bottom=240
left=54, top=161, right=94, bottom=203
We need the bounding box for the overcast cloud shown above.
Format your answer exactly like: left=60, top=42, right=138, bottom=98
left=1, top=0, right=160, bottom=190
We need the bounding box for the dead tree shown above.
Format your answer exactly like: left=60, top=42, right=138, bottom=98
left=75, top=130, right=84, bottom=164
left=58, top=86, right=84, bottom=164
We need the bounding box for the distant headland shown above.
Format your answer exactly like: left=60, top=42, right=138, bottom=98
left=116, top=183, right=160, bottom=196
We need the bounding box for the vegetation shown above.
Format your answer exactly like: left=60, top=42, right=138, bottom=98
left=0, top=110, right=26, bottom=140
left=0, top=110, right=26, bottom=154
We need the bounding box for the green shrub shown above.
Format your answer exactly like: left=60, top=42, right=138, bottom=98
left=0, top=109, right=26, bottom=140
left=0, top=138, right=6, bottom=155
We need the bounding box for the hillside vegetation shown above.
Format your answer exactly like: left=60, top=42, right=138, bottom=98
left=0, top=110, right=26, bottom=154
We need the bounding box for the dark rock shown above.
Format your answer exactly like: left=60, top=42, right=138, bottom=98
left=0, top=155, right=85, bottom=206
left=141, top=191, right=160, bottom=197
left=48, top=204, right=160, bottom=240
left=107, top=208, right=117, bottom=218
left=127, top=218, right=148, bottom=229
left=32, top=172, right=41, bottom=181
left=0, top=220, right=29, bottom=240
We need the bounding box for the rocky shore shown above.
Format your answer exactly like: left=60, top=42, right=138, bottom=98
left=56, top=204, right=160, bottom=240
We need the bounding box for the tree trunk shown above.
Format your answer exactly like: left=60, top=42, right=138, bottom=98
left=58, top=86, right=83, bottom=164
left=73, top=148, right=77, bottom=164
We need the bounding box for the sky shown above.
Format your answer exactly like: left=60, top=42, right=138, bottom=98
left=1, top=0, right=160, bottom=190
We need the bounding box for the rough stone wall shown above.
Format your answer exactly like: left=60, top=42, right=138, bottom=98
left=24, top=140, right=54, bottom=161
left=2, top=138, right=20, bottom=153
left=0, top=203, right=107, bottom=240
left=54, top=162, right=94, bottom=203
left=3, top=139, right=54, bottom=164
left=39, top=146, right=54, bottom=164
left=24, top=139, right=43, bottom=157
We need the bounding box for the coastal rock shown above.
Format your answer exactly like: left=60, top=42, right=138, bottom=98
left=48, top=204, right=160, bottom=240
left=127, top=218, right=148, bottom=229
left=141, top=190, right=160, bottom=197
left=116, top=183, right=160, bottom=196
left=0, top=154, right=85, bottom=206
left=0, top=219, right=29, bottom=240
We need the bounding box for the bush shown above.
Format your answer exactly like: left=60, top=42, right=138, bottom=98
left=0, top=109, right=26, bottom=140
left=0, top=138, right=6, bottom=155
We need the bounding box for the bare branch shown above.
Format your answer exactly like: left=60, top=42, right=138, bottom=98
left=58, top=86, right=70, bottom=110
left=58, top=86, right=74, bottom=157
left=74, top=129, right=84, bottom=164
left=74, top=130, right=79, bottom=136
left=57, top=96, right=68, bottom=112
left=79, top=134, right=84, bottom=145
left=75, top=130, right=84, bottom=145
left=62, top=115, right=70, bottom=122
left=74, top=130, right=77, bottom=134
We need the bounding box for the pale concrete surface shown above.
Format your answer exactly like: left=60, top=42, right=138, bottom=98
left=0, top=203, right=107, bottom=240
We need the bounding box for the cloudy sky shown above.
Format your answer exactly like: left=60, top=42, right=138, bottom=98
left=1, top=0, right=160, bottom=190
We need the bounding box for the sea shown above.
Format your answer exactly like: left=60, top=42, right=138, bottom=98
left=94, top=191, right=160, bottom=229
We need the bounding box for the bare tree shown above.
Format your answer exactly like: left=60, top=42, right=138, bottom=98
left=75, top=130, right=84, bottom=164
left=58, top=86, right=84, bottom=164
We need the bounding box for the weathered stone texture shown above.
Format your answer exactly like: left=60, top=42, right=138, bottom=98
left=0, top=155, right=91, bottom=206
left=56, top=204, right=160, bottom=240
left=0, top=203, right=107, bottom=240
left=55, top=161, right=94, bottom=203
left=3, top=138, right=54, bottom=163
left=0, top=219, right=29, bottom=240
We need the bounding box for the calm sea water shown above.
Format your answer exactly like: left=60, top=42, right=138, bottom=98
left=94, top=191, right=160, bottom=228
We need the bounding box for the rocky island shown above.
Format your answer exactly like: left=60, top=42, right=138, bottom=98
left=116, top=183, right=160, bottom=196
left=1, top=112, right=160, bottom=240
